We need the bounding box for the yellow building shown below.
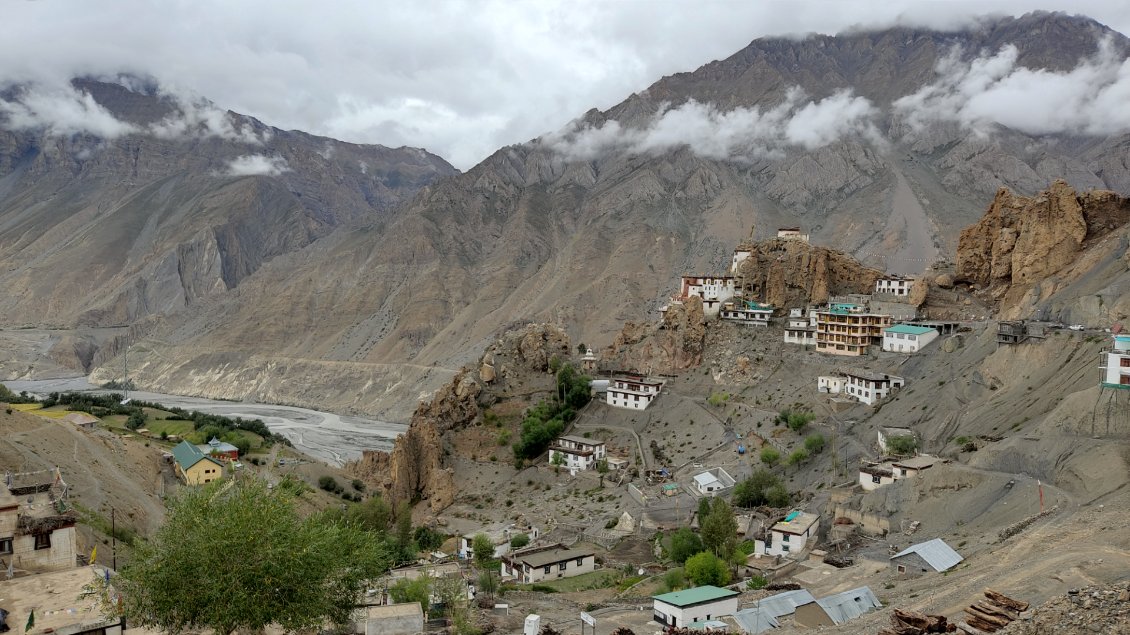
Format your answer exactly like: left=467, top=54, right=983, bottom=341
left=814, top=303, right=892, bottom=356
left=171, top=440, right=224, bottom=485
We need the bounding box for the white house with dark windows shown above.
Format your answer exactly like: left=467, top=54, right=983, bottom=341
left=678, top=276, right=737, bottom=316
left=719, top=301, right=773, bottom=325
left=842, top=370, right=904, bottom=406
left=500, top=544, right=595, bottom=583
left=1100, top=334, right=1130, bottom=388
left=817, top=375, right=845, bottom=394
left=692, top=467, right=736, bottom=497
left=731, top=248, right=753, bottom=273
left=652, top=586, right=741, bottom=628
left=606, top=376, right=663, bottom=410
left=875, top=276, right=914, bottom=297
left=756, top=510, right=820, bottom=557
left=459, top=522, right=539, bottom=560
left=547, top=435, right=606, bottom=473
left=859, top=456, right=938, bottom=491
left=785, top=308, right=817, bottom=345
left=882, top=324, right=939, bottom=353
left=776, top=228, right=810, bottom=243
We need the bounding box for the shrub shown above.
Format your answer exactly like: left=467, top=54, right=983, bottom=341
left=786, top=448, right=809, bottom=467
left=663, top=568, right=686, bottom=592
left=317, top=476, right=339, bottom=492
left=733, top=470, right=785, bottom=507
left=747, top=575, right=768, bottom=590
left=887, top=435, right=919, bottom=455
left=760, top=446, right=780, bottom=466
left=510, top=533, right=530, bottom=549
left=530, top=584, right=558, bottom=593
left=684, top=551, right=730, bottom=586
left=804, top=433, right=826, bottom=454
left=351, top=479, right=366, bottom=491
left=668, top=527, right=704, bottom=564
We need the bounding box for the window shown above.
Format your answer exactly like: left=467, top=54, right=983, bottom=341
left=558, top=563, right=566, bottom=572
left=781, top=534, right=790, bottom=543
left=781, top=545, right=790, bottom=553
left=897, top=565, right=906, bottom=573
left=34, top=533, right=51, bottom=550
left=1121, top=357, right=1130, bottom=367
left=872, top=475, right=881, bottom=484
left=0, top=538, right=11, bottom=554
left=544, top=566, right=551, bottom=574
left=576, top=557, right=584, bottom=566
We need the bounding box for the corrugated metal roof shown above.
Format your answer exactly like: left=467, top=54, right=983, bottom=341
left=751, top=589, right=816, bottom=618
left=732, top=609, right=778, bottom=634
left=170, top=440, right=222, bottom=471
left=892, top=538, right=963, bottom=571
left=653, top=585, right=739, bottom=607
left=810, top=586, right=881, bottom=625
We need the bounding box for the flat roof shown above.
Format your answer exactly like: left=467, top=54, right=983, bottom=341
left=1, top=566, right=121, bottom=635
left=509, top=546, right=593, bottom=568
left=557, top=435, right=603, bottom=446
left=771, top=511, right=820, bottom=535
left=893, top=456, right=939, bottom=470
left=843, top=370, right=899, bottom=382
left=885, top=324, right=937, bottom=335
left=653, top=585, right=740, bottom=607
left=367, top=603, right=424, bottom=620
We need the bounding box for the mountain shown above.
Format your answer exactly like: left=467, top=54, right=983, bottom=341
left=5, top=13, right=1130, bottom=420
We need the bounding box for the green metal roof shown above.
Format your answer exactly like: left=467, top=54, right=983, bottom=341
left=171, top=440, right=223, bottom=471
left=653, top=585, right=739, bottom=607
left=885, top=324, right=936, bottom=335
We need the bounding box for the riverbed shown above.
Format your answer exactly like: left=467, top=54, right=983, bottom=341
left=2, top=377, right=406, bottom=466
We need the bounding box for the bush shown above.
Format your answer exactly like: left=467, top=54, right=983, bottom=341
left=887, top=435, right=919, bottom=455
left=317, top=476, right=339, bottom=492
left=352, top=479, right=366, bottom=492
left=733, top=470, right=786, bottom=508
left=668, top=527, right=704, bottom=564
left=684, top=551, right=730, bottom=586
left=747, top=575, right=768, bottom=590
left=512, top=364, right=591, bottom=461
left=530, top=584, right=558, bottom=593
left=510, top=533, right=530, bottom=549
left=804, top=433, right=826, bottom=454
left=663, top=568, right=686, bottom=592
left=786, top=448, right=809, bottom=467
left=765, top=484, right=791, bottom=508
left=760, top=446, right=780, bottom=466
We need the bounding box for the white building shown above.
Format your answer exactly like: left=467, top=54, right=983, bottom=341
left=859, top=456, right=938, bottom=491
left=679, top=276, right=737, bottom=316
left=606, top=376, right=663, bottom=410
left=1100, top=334, right=1130, bottom=388
left=842, top=370, right=904, bottom=406
left=785, top=308, right=817, bottom=346
left=882, top=324, right=939, bottom=353
left=501, top=544, right=596, bottom=583
left=547, top=435, right=606, bottom=473
left=776, top=228, right=810, bottom=243
left=731, top=248, right=752, bottom=274
left=719, top=301, right=773, bottom=325
left=875, top=276, right=914, bottom=297
left=459, top=522, right=539, bottom=560
left=817, top=376, right=844, bottom=394
left=756, top=510, right=820, bottom=557
left=652, top=586, right=741, bottom=628
left=692, top=467, right=736, bottom=497
left=0, top=468, right=78, bottom=574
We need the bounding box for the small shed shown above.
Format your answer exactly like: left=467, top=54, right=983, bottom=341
left=890, top=538, right=963, bottom=577
left=363, top=603, right=424, bottom=635
left=794, top=586, right=881, bottom=628
left=63, top=412, right=98, bottom=429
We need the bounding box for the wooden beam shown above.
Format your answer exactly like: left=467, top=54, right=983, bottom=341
left=954, top=621, right=990, bottom=635
left=984, top=588, right=1029, bottom=611
left=963, top=606, right=1010, bottom=627
left=974, top=600, right=1019, bottom=621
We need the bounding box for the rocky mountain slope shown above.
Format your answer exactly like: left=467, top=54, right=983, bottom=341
left=7, top=13, right=1130, bottom=421
left=956, top=180, right=1130, bottom=322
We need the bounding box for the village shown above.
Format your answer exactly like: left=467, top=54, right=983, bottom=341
left=0, top=227, right=1126, bottom=635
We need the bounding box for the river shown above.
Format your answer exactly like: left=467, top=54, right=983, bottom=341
left=1, top=377, right=406, bottom=466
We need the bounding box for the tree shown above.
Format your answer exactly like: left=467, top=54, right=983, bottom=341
left=700, top=499, right=737, bottom=557
left=477, top=569, right=500, bottom=604
left=886, top=435, right=919, bottom=456
left=126, top=410, right=147, bottom=431
left=394, top=501, right=414, bottom=560
left=596, top=459, right=609, bottom=474
left=759, top=446, right=780, bottom=467
left=733, top=469, right=784, bottom=508
left=576, top=343, right=587, bottom=354
left=116, top=479, right=394, bottom=635
left=510, top=533, right=530, bottom=549
left=349, top=495, right=392, bottom=532
left=765, top=484, right=791, bottom=508
left=390, top=575, right=432, bottom=613
left=668, top=527, right=704, bottom=564
left=415, top=526, right=445, bottom=552
left=787, top=448, right=809, bottom=468
left=663, top=568, right=686, bottom=592
left=471, top=533, right=495, bottom=569
left=804, top=433, right=826, bottom=454
left=684, top=551, right=730, bottom=586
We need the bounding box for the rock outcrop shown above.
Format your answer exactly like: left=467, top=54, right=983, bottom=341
left=733, top=238, right=884, bottom=307
left=603, top=295, right=706, bottom=372
left=956, top=180, right=1130, bottom=294
left=347, top=368, right=482, bottom=512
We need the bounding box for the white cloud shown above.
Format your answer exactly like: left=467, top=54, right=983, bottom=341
left=225, top=154, right=290, bottom=176
left=0, top=84, right=137, bottom=138
left=149, top=87, right=268, bottom=144
left=895, top=37, right=1130, bottom=136
left=544, top=89, right=880, bottom=161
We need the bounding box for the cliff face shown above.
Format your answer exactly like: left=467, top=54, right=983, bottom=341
left=604, top=295, right=707, bottom=373
left=956, top=180, right=1130, bottom=297
left=734, top=238, right=884, bottom=307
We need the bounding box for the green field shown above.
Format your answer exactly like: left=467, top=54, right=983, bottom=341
left=519, top=569, right=622, bottom=592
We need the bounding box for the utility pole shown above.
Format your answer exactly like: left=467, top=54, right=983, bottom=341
left=111, top=508, right=117, bottom=571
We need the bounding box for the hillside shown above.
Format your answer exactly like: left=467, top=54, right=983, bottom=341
left=5, top=13, right=1130, bottom=423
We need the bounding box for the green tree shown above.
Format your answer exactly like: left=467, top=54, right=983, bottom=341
left=668, top=527, right=704, bottom=564
left=472, top=533, right=495, bottom=569
left=886, top=435, right=919, bottom=456
left=390, top=575, right=432, bottom=613
left=595, top=459, right=609, bottom=474
left=576, top=343, right=587, bottom=354
left=477, top=570, right=500, bottom=604
left=117, top=479, right=393, bottom=635
left=804, top=433, right=826, bottom=454
left=733, top=469, right=783, bottom=508
left=394, top=501, right=414, bottom=560
left=787, top=448, right=809, bottom=467
left=760, top=446, right=780, bottom=467
left=415, top=526, right=445, bottom=552
left=663, top=567, right=686, bottom=592
left=126, top=410, right=147, bottom=431
left=700, top=498, right=738, bottom=557
left=684, top=551, right=731, bottom=586
left=349, top=495, right=392, bottom=532
left=765, top=484, right=791, bottom=508
left=510, top=533, right=530, bottom=550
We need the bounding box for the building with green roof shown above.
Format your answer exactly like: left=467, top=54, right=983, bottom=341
left=882, top=323, right=939, bottom=353
left=170, top=440, right=224, bottom=485
left=652, top=585, right=740, bottom=627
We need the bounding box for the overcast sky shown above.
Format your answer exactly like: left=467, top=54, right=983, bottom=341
left=3, top=1, right=1129, bottom=169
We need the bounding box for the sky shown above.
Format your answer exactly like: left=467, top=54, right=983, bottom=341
left=2, top=0, right=1130, bottom=170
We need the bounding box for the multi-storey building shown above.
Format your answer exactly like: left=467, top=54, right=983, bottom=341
left=678, top=276, right=736, bottom=316
left=0, top=468, right=78, bottom=574
left=606, top=376, right=663, bottom=410
left=874, top=276, right=914, bottom=297
left=785, top=308, right=817, bottom=345
left=814, top=303, right=892, bottom=356
left=1100, top=334, right=1130, bottom=388
left=719, top=300, right=773, bottom=325
left=547, top=436, right=606, bottom=473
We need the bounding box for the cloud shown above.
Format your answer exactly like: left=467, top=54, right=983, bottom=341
left=544, top=89, right=880, bottom=161
left=224, top=154, right=290, bottom=176
left=149, top=87, right=269, bottom=144
left=0, top=84, right=137, bottom=138
left=895, top=37, right=1130, bottom=136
